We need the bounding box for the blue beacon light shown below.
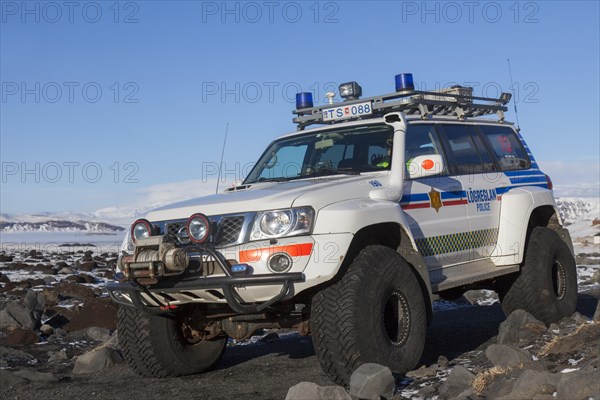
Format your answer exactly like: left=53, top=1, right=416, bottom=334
left=395, top=73, right=415, bottom=92
left=296, top=92, right=314, bottom=109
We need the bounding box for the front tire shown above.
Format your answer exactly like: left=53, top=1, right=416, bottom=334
left=117, top=305, right=227, bottom=378
left=311, top=245, right=427, bottom=384
left=501, top=226, right=577, bottom=324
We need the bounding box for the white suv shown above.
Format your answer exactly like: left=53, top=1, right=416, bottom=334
left=108, top=74, right=577, bottom=383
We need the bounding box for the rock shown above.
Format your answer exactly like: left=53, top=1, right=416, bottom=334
left=318, top=385, right=352, bottom=400
left=438, top=366, right=475, bottom=400
left=0, top=308, right=20, bottom=329
left=557, top=371, right=600, bottom=400
left=497, top=370, right=556, bottom=400
left=485, top=344, right=532, bottom=368
left=58, top=267, right=75, bottom=274
left=4, top=302, right=37, bottom=330
left=55, top=261, right=70, bottom=269
left=0, top=272, right=10, bottom=283
left=593, top=300, right=600, bottom=322
left=64, top=297, right=117, bottom=331
left=72, top=346, right=124, bottom=375
left=454, top=388, right=476, bottom=400
left=349, top=363, right=395, bottom=400
left=0, top=370, right=27, bottom=387
left=53, top=281, right=95, bottom=301
left=78, top=261, right=98, bottom=271
left=13, top=369, right=59, bottom=382
left=0, top=254, right=14, bottom=262
left=437, top=355, right=449, bottom=368
left=24, top=289, right=46, bottom=311
left=285, top=382, right=319, bottom=400
left=48, top=349, right=68, bottom=363
left=86, top=326, right=112, bottom=342
left=285, top=382, right=351, bottom=400
left=0, top=327, right=38, bottom=345
left=43, top=276, right=56, bottom=285
left=417, top=385, right=437, bottom=398
left=40, top=324, right=54, bottom=335
left=498, top=310, right=546, bottom=344
left=406, top=364, right=437, bottom=378
left=484, top=376, right=515, bottom=398
left=570, top=312, right=589, bottom=325
left=41, top=288, right=60, bottom=305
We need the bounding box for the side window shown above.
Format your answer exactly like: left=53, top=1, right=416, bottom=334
left=440, top=124, right=495, bottom=175
left=479, top=125, right=531, bottom=171
left=405, top=124, right=446, bottom=175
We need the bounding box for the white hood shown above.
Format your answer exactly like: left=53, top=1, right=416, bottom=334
left=144, top=173, right=389, bottom=222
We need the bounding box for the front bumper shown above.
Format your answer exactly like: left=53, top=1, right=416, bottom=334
left=107, top=247, right=305, bottom=314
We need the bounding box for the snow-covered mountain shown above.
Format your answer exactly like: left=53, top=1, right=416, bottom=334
left=556, top=197, right=600, bottom=241
left=0, top=219, right=125, bottom=233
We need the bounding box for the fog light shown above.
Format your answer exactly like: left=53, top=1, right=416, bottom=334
left=267, top=252, right=293, bottom=273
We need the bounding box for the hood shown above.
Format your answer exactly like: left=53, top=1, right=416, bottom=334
left=144, top=173, right=389, bottom=222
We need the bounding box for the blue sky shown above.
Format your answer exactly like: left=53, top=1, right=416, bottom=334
left=1, top=0, right=599, bottom=214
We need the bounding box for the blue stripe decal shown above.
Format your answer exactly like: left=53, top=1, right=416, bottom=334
left=400, top=193, right=430, bottom=203
left=509, top=177, right=548, bottom=184
left=441, top=191, right=466, bottom=200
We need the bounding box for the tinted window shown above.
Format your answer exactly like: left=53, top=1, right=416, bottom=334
left=441, top=124, right=495, bottom=175
left=479, top=125, right=531, bottom=171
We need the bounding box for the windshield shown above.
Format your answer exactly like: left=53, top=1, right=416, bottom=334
left=244, top=124, right=393, bottom=184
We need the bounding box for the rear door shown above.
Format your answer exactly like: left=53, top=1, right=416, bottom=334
left=401, top=123, right=471, bottom=268
left=437, top=123, right=508, bottom=262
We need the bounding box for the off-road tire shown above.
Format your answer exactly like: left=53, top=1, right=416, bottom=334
left=117, top=305, right=227, bottom=378
left=501, top=226, right=577, bottom=324
left=311, top=245, right=427, bottom=384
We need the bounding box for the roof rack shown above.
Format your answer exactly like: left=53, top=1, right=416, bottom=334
left=292, top=86, right=512, bottom=130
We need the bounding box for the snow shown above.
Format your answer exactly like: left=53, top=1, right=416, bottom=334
left=560, top=368, right=580, bottom=373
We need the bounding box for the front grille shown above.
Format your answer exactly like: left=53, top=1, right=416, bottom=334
left=162, top=215, right=246, bottom=245
left=218, top=216, right=245, bottom=244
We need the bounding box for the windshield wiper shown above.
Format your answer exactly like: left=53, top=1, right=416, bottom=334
left=300, top=168, right=361, bottom=179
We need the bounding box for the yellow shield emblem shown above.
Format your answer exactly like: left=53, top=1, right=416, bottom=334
left=428, top=188, right=442, bottom=213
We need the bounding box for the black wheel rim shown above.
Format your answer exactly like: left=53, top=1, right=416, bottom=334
left=551, top=259, right=567, bottom=300
left=383, top=290, right=411, bottom=346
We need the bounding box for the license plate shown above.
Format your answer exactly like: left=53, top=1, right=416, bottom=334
left=322, top=101, right=373, bottom=121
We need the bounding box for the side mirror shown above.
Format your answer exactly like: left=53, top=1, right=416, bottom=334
left=406, top=154, right=444, bottom=179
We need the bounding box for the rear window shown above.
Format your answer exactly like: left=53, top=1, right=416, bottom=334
left=440, top=124, right=496, bottom=175
left=479, top=125, right=531, bottom=171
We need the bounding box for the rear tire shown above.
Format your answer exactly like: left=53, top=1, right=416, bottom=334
left=117, top=305, right=227, bottom=378
left=311, top=245, right=427, bottom=384
left=501, top=226, right=577, bottom=324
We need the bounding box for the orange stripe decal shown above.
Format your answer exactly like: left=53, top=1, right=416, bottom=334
left=239, top=243, right=313, bottom=263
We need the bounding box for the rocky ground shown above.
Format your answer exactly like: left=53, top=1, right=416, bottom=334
left=0, top=247, right=598, bottom=400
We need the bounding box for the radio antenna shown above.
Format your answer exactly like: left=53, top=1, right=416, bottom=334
left=507, top=58, right=521, bottom=131
left=215, top=122, right=229, bottom=194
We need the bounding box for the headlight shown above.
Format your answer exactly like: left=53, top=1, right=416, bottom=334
left=251, top=207, right=314, bottom=240
left=131, top=219, right=153, bottom=242
left=186, top=213, right=210, bottom=244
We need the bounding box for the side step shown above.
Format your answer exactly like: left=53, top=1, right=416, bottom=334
left=429, top=259, right=519, bottom=293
